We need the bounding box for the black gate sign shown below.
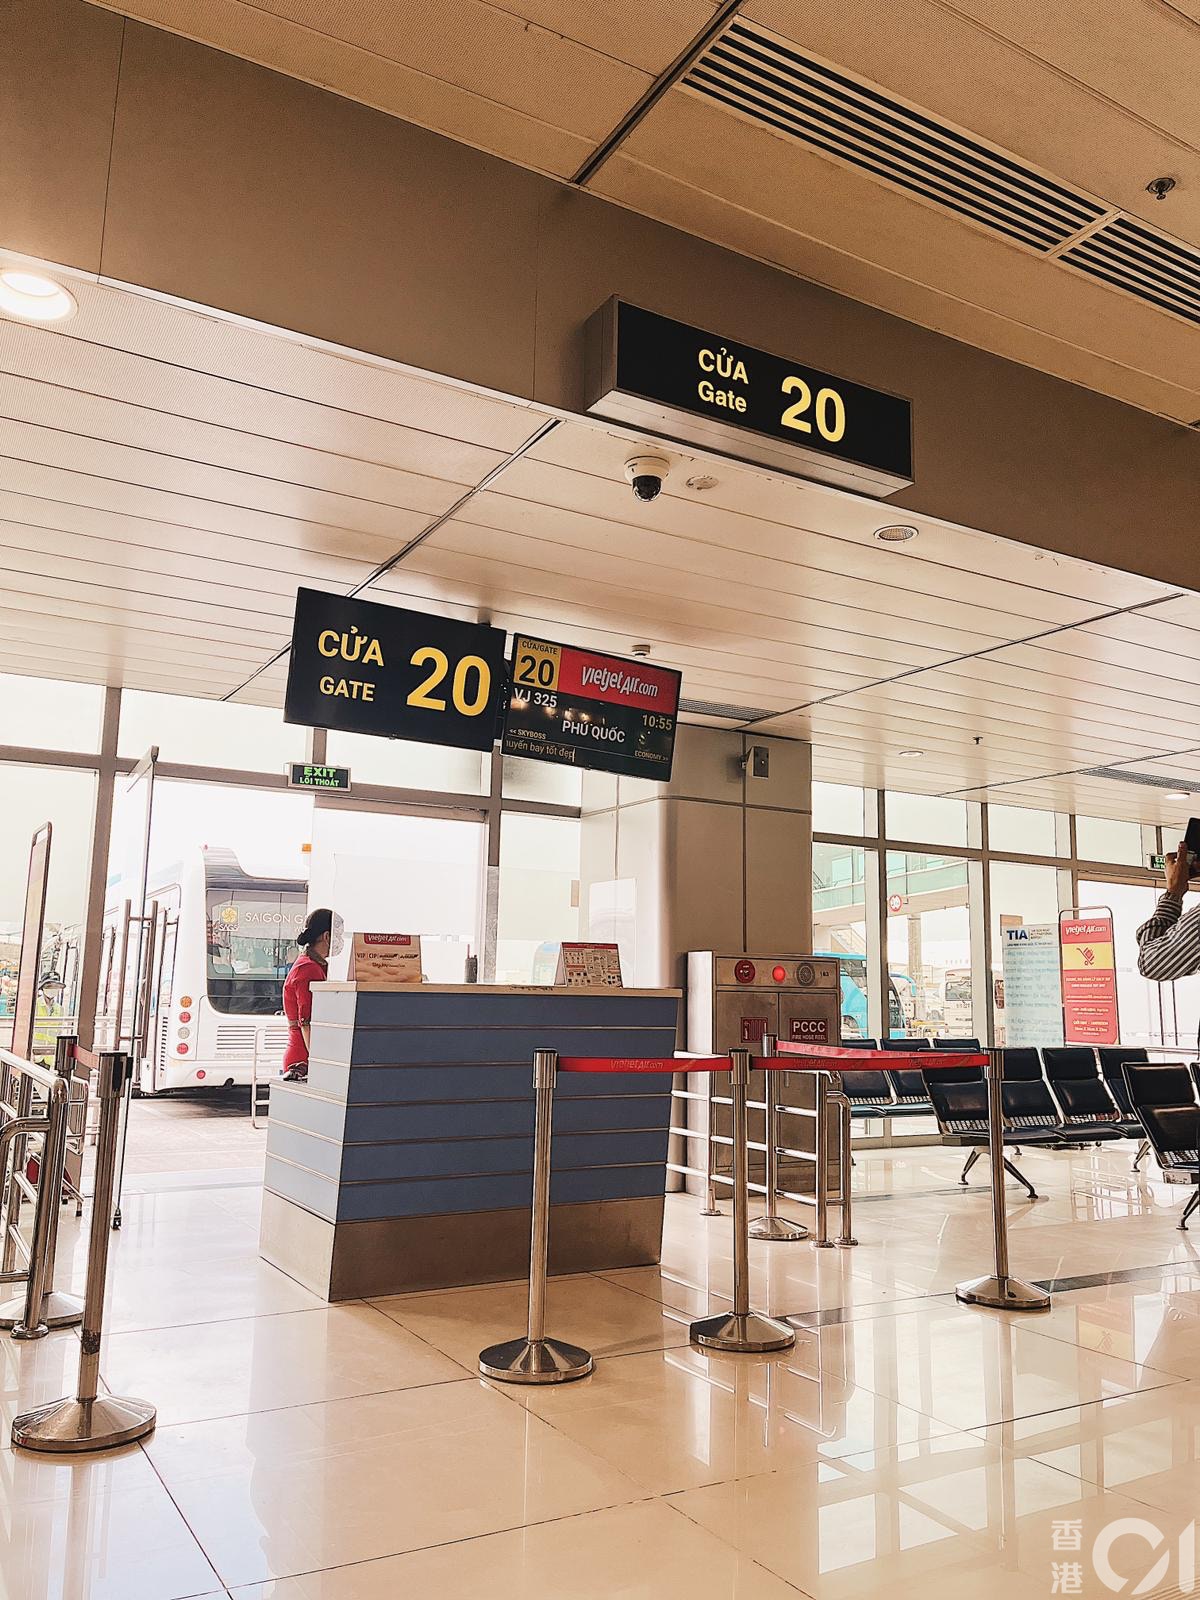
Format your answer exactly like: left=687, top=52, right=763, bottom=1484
left=586, top=299, right=913, bottom=496
left=284, top=588, right=507, bottom=751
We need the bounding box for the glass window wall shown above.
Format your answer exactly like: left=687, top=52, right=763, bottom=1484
left=812, top=782, right=866, bottom=836
left=812, top=841, right=874, bottom=1039
left=1078, top=878, right=1172, bottom=1051
left=0, top=765, right=97, bottom=1044
left=1076, top=815, right=1144, bottom=867
left=885, top=851, right=973, bottom=1039
left=0, top=674, right=104, bottom=753
left=326, top=729, right=486, bottom=794
left=885, top=791, right=970, bottom=849
left=120, top=691, right=306, bottom=772
left=987, top=804, right=1057, bottom=857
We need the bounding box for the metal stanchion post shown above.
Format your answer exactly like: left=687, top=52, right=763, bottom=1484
left=11, top=1072, right=72, bottom=1341
left=749, top=1036, right=806, bottom=1242
left=479, top=1050, right=593, bottom=1384
left=829, top=1078, right=858, bottom=1248
left=700, top=1073, right=722, bottom=1216
left=0, top=1037, right=84, bottom=1334
left=1, top=1065, right=35, bottom=1279
left=956, top=1048, right=1050, bottom=1312
left=691, top=1049, right=796, bottom=1354
left=811, top=1071, right=833, bottom=1248
left=12, top=1053, right=157, bottom=1452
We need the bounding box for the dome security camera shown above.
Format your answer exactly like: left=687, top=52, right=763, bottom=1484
left=624, top=454, right=671, bottom=503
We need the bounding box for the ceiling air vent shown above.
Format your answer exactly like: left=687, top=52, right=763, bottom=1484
left=682, top=20, right=1105, bottom=253
left=680, top=697, right=776, bottom=722
left=1059, top=214, right=1200, bottom=327
left=1079, top=765, right=1200, bottom=793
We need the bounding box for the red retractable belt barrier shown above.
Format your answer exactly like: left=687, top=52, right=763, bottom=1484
left=557, top=1056, right=727, bottom=1074
left=772, top=1043, right=987, bottom=1072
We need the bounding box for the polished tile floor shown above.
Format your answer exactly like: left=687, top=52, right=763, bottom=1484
left=4, top=1138, right=1200, bottom=1598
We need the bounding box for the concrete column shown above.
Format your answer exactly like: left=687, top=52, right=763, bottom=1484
left=579, top=727, right=812, bottom=989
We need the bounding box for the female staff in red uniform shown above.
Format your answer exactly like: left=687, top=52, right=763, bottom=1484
left=281, top=908, right=337, bottom=1083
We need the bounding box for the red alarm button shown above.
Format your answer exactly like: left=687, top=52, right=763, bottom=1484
left=772, top=965, right=787, bottom=983
left=734, top=960, right=756, bottom=984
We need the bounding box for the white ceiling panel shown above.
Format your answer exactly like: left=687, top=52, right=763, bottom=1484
left=0, top=267, right=1198, bottom=826
left=531, top=421, right=1176, bottom=612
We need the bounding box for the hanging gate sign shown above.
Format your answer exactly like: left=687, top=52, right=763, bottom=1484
left=585, top=299, right=913, bottom=497
left=502, top=634, right=681, bottom=780
left=1060, top=909, right=1119, bottom=1046
left=284, top=588, right=506, bottom=750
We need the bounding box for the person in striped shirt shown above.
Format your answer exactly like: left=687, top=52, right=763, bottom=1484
left=1137, top=841, right=1200, bottom=981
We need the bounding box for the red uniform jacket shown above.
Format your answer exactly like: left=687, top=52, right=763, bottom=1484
left=282, top=954, right=327, bottom=1069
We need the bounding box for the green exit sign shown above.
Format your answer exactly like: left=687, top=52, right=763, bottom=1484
left=1150, top=854, right=1167, bottom=871
left=288, top=763, right=352, bottom=792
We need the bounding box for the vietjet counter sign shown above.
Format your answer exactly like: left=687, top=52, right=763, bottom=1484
left=502, top=635, right=681, bottom=781
left=350, top=933, right=422, bottom=987
left=1060, top=910, right=1119, bottom=1046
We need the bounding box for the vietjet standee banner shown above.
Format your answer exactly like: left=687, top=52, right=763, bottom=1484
left=1060, top=912, right=1119, bottom=1046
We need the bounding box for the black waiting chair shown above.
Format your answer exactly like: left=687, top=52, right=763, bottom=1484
left=882, top=1035, right=934, bottom=1118
left=999, top=1048, right=1067, bottom=1141
left=930, top=1037, right=984, bottom=1084
left=1097, top=1047, right=1152, bottom=1165
left=1041, top=1047, right=1126, bottom=1144
left=923, top=1069, right=1041, bottom=1199
left=836, top=1041, right=895, bottom=1122
left=1123, top=1064, right=1200, bottom=1230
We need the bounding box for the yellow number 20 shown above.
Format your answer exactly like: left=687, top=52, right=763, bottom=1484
left=781, top=377, right=846, bottom=443
left=453, top=656, right=491, bottom=716
left=408, top=647, right=449, bottom=710
left=407, top=646, right=491, bottom=716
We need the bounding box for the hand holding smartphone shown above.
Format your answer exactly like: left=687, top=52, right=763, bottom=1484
left=1164, top=819, right=1200, bottom=897
left=1187, top=817, right=1200, bottom=875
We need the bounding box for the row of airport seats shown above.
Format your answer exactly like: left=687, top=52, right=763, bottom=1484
left=838, top=1035, right=979, bottom=1125
left=924, top=1045, right=1141, bottom=1200
left=837, top=1038, right=1200, bottom=1219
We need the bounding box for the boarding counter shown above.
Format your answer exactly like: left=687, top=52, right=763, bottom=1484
left=259, top=982, right=680, bottom=1300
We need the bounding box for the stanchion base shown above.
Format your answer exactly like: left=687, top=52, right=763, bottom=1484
left=690, top=1311, right=796, bottom=1353
left=478, top=1336, right=593, bottom=1385
left=0, top=1290, right=84, bottom=1333
left=12, top=1394, right=157, bottom=1453
left=956, top=1274, right=1051, bottom=1311
left=835, top=1237, right=859, bottom=1248
left=748, top=1215, right=808, bottom=1242
left=699, top=1205, right=723, bottom=1217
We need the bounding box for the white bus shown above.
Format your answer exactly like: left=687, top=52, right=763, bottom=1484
left=100, top=847, right=307, bottom=1094
left=941, top=968, right=974, bottom=1036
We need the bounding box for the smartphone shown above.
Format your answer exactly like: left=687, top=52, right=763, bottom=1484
left=1185, top=817, right=1200, bottom=876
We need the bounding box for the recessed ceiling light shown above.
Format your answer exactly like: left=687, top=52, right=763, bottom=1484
left=0, top=269, right=77, bottom=322
left=873, top=524, right=919, bottom=544
left=898, top=748, right=925, bottom=758
left=1165, top=790, right=1190, bottom=801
